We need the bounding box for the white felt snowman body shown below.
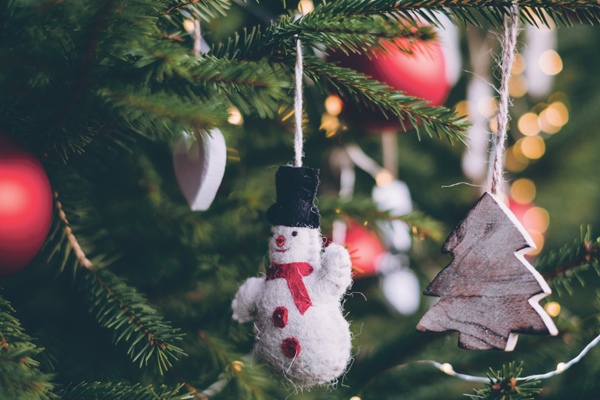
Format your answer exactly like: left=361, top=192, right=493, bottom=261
left=232, top=226, right=353, bottom=387
left=231, top=165, right=353, bottom=388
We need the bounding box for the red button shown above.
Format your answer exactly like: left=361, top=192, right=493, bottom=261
left=276, top=236, right=285, bottom=247
left=282, top=337, right=300, bottom=358
left=273, top=306, right=288, bottom=328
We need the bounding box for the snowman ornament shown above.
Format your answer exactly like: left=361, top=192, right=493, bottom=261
left=232, top=166, right=353, bottom=388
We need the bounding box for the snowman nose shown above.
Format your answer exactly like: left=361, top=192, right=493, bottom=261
left=276, top=236, right=285, bottom=247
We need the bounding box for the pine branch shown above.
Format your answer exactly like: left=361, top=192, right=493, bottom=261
left=0, top=295, right=54, bottom=400
left=466, top=362, right=540, bottom=400
left=161, top=0, right=231, bottom=20
left=308, top=0, right=600, bottom=29
left=295, top=55, right=468, bottom=142
left=537, top=225, right=600, bottom=294
left=98, top=88, right=229, bottom=135
left=43, top=195, right=186, bottom=375
left=57, top=382, right=192, bottom=400
left=210, top=14, right=437, bottom=62
left=155, top=56, right=290, bottom=118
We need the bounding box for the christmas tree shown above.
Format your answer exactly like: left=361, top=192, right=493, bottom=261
left=2, top=1, right=600, bottom=399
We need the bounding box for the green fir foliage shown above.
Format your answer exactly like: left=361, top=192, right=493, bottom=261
left=0, top=295, right=54, bottom=400
left=466, top=362, right=541, bottom=400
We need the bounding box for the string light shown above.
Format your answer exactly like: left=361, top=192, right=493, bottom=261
left=232, top=361, right=244, bottom=372
left=227, top=107, right=243, bottom=125
left=183, top=20, right=195, bottom=33
left=440, top=363, right=454, bottom=374
left=399, top=332, right=600, bottom=384
left=350, top=397, right=361, bottom=400
left=504, top=145, right=528, bottom=172
left=518, top=113, right=541, bottom=136
left=539, top=50, right=563, bottom=75
left=520, top=136, right=546, bottom=159
left=325, top=95, right=343, bottom=116
left=508, top=74, right=528, bottom=98
left=511, top=178, right=536, bottom=204
left=523, top=207, right=550, bottom=233
left=544, top=302, right=561, bottom=317
left=298, top=0, right=314, bottom=14
left=375, top=170, right=394, bottom=187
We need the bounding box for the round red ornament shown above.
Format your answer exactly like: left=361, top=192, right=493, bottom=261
left=344, top=221, right=386, bottom=277
left=330, top=38, right=450, bottom=131
left=0, top=132, right=53, bottom=278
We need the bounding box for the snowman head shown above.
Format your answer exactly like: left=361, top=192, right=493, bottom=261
left=269, top=225, right=321, bottom=265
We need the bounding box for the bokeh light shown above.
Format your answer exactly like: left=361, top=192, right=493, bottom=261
left=375, top=170, right=394, bottom=187
left=511, top=54, right=526, bottom=74
left=518, top=113, right=540, bottom=136
left=227, top=107, right=243, bottom=125
left=477, top=96, right=497, bottom=118
left=539, top=50, right=563, bottom=75
left=505, top=145, right=528, bottom=172
left=520, top=136, right=546, bottom=159
left=523, top=207, right=550, bottom=232
left=183, top=20, right=195, bottom=33
left=544, top=302, right=561, bottom=317
left=490, top=116, right=498, bottom=133
left=325, top=95, right=343, bottom=116
left=298, top=0, right=314, bottom=14
left=454, top=100, right=472, bottom=121
left=527, top=230, right=544, bottom=256
left=509, top=74, right=528, bottom=98
left=511, top=178, right=536, bottom=204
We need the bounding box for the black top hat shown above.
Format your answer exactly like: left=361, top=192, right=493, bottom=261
left=266, top=166, right=321, bottom=229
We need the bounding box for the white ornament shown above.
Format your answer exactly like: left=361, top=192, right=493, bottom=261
left=373, top=180, right=413, bottom=252
left=379, top=254, right=421, bottom=315
left=232, top=225, right=353, bottom=388
left=173, top=129, right=226, bottom=211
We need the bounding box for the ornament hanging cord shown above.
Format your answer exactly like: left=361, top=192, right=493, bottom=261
left=487, top=4, right=518, bottom=195
left=404, top=5, right=600, bottom=384
left=294, top=39, right=304, bottom=168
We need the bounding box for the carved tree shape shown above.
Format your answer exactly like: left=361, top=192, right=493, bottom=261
left=417, top=192, right=558, bottom=351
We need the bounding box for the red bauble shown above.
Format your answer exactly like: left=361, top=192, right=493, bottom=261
left=330, top=38, right=450, bottom=131
left=0, top=133, right=53, bottom=278
left=344, top=221, right=386, bottom=277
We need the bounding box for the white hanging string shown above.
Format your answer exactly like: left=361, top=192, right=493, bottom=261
left=487, top=4, right=519, bottom=195
left=294, top=39, right=304, bottom=168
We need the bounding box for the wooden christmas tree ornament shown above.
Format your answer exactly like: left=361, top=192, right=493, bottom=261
left=416, top=192, right=558, bottom=350
left=417, top=5, right=557, bottom=351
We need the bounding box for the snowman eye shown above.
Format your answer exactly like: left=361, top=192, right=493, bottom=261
left=292, top=231, right=298, bottom=237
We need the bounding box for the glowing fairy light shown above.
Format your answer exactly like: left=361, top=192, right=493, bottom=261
left=325, top=95, right=343, bottom=116
left=440, top=363, right=454, bottom=374
left=511, top=178, right=536, bottom=204
left=539, top=50, right=563, bottom=75
left=298, top=0, right=314, bottom=14
left=520, top=136, right=545, bottom=159
left=518, top=113, right=540, bottom=136
left=545, top=302, right=561, bottom=317
left=227, top=107, right=243, bottom=125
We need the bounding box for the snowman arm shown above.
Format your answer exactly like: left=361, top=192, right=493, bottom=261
left=232, top=277, right=264, bottom=323
left=316, top=243, right=353, bottom=298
